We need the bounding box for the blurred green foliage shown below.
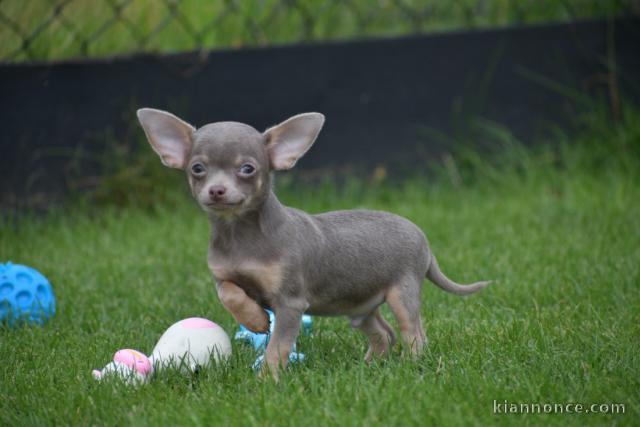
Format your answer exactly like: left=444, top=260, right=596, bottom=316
left=78, top=98, right=640, bottom=213
left=0, top=0, right=636, bottom=62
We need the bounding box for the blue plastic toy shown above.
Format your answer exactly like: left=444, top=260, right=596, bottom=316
left=235, top=310, right=312, bottom=370
left=0, top=262, right=56, bottom=326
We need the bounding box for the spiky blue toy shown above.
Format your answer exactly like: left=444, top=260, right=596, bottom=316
left=235, top=310, right=312, bottom=370
left=0, top=262, right=55, bottom=326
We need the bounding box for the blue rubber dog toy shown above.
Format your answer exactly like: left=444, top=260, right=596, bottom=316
left=0, top=262, right=55, bottom=326
left=235, top=310, right=312, bottom=370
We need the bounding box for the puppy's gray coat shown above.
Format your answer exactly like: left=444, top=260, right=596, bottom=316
left=137, top=109, right=491, bottom=378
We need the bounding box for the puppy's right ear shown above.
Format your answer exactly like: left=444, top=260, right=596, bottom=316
left=136, top=108, right=195, bottom=169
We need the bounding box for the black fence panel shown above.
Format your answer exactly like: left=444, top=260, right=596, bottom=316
left=1, top=18, right=639, bottom=206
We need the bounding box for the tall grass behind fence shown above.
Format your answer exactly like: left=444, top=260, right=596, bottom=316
left=0, top=0, right=637, bottom=63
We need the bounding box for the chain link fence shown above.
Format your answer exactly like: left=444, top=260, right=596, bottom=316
left=0, top=0, right=638, bottom=62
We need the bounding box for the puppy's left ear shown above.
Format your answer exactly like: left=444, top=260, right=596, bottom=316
left=264, top=113, right=325, bottom=170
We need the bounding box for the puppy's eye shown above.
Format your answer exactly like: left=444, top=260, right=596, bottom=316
left=238, top=163, right=256, bottom=176
left=191, top=163, right=206, bottom=175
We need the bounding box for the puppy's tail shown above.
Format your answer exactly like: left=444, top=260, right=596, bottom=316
left=426, top=254, right=492, bottom=296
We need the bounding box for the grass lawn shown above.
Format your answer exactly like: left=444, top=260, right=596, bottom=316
left=1, top=105, right=639, bottom=426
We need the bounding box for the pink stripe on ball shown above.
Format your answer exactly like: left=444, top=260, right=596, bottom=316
left=180, top=317, right=217, bottom=329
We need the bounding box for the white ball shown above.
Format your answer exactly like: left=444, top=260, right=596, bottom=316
left=150, top=317, right=231, bottom=372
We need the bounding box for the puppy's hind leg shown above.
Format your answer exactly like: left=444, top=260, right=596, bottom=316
left=351, top=308, right=396, bottom=362
left=386, top=276, right=427, bottom=357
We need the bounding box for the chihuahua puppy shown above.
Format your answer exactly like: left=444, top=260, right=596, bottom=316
left=137, top=109, right=491, bottom=379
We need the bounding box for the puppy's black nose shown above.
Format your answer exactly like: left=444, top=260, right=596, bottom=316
left=209, top=185, right=227, bottom=201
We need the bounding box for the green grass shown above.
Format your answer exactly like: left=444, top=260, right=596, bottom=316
left=1, top=104, right=639, bottom=426
left=0, top=0, right=633, bottom=62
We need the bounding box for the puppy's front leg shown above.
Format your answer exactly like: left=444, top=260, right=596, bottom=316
left=216, top=281, right=270, bottom=333
left=263, top=305, right=304, bottom=381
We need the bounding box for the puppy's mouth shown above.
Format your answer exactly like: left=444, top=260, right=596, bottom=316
left=204, top=200, right=245, bottom=211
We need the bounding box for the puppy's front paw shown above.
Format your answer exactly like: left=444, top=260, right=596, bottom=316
left=259, top=358, right=281, bottom=383
left=241, top=308, right=270, bottom=333
left=218, top=281, right=270, bottom=332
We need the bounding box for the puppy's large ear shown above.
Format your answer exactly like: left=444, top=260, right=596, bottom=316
left=136, top=108, right=195, bottom=169
left=264, top=113, right=325, bottom=170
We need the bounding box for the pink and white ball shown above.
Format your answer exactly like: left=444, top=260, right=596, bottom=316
left=92, top=349, right=152, bottom=385
left=150, top=317, right=231, bottom=372
left=92, top=318, right=231, bottom=384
